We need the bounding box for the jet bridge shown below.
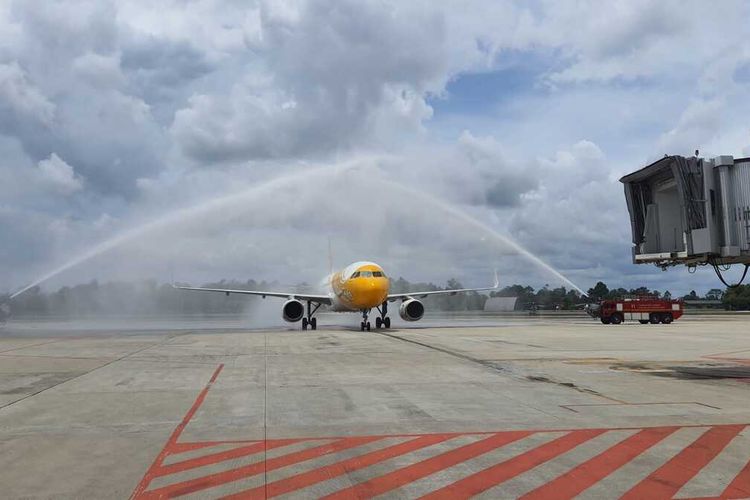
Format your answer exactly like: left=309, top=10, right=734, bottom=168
left=621, top=154, right=750, bottom=285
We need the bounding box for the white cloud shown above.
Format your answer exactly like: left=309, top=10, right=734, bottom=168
left=2, top=0, right=750, bottom=296
left=0, top=62, right=55, bottom=127
left=72, top=52, right=124, bottom=88
left=36, top=153, right=83, bottom=194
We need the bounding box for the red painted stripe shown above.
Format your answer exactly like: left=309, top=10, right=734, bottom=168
left=169, top=441, right=244, bottom=454
left=130, top=364, right=224, bottom=499
left=323, top=430, right=532, bottom=500
left=621, top=424, right=745, bottom=500
left=139, top=436, right=382, bottom=499
left=723, top=456, right=750, bottom=499
left=420, top=429, right=605, bottom=500
left=520, top=426, right=678, bottom=500
left=154, top=439, right=300, bottom=477
left=223, top=434, right=457, bottom=499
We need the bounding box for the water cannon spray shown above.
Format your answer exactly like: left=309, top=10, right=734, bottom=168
left=0, top=296, right=10, bottom=325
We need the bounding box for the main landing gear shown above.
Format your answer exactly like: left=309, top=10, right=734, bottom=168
left=374, top=302, right=391, bottom=330
left=301, top=301, right=320, bottom=331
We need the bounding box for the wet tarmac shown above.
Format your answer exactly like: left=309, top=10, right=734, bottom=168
left=1, top=314, right=749, bottom=498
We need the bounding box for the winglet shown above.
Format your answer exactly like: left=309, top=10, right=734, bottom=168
left=493, top=269, right=500, bottom=288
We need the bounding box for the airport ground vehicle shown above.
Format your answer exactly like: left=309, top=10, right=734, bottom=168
left=586, top=297, right=683, bottom=325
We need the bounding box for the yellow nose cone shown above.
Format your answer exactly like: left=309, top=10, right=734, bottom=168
left=349, top=278, right=389, bottom=309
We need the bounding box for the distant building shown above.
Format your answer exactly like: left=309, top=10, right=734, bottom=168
left=484, top=297, right=518, bottom=312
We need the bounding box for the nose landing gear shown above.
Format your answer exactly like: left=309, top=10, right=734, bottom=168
left=360, top=309, right=371, bottom=331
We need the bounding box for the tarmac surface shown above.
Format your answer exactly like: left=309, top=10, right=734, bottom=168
left=0, top=314, right=749, bottom=499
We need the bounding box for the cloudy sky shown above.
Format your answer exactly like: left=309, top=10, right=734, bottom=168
left=2, top=0, right=750, bottom=297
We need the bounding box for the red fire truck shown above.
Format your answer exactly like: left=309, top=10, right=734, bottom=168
left=586, top=297, right=684, bottom=325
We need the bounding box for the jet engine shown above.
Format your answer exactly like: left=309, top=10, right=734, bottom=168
left=282, top=299, right=304, bottom=322
left=399, top=298, right=424, bottom=321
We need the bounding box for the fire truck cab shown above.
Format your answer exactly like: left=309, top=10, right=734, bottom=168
left=587, top=297, right=684, bottom=325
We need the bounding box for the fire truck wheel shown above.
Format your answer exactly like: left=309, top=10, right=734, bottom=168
left=649, top=314, right=660, bottom=324
left=661, top=313, right=673, bottom=324
left=610, top=314, right=623, bottom=325
left=639, top=320, right=649, bottom=324
left=600, top=317, right=611, bottom=324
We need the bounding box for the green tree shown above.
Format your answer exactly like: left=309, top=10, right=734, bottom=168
left=683, top=290, right=699, bottom=301
left=723, top=285, right=750, bottom=310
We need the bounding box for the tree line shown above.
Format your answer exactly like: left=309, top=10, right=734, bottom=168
left=4, top=279, right=749, bottom=318
left=585, top=281, right=750, bottom=310
left=3, top=277, right=489, bottom=318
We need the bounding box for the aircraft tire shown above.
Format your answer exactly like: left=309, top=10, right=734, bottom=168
left=311, top=318, right=317, bottom=330
left=366, top=322, right=371, bottom=331
left=302, top=317, right=308, bottom=330
left=360, top=322, right=365, bottom=331
left=376, top=317, right=382, bottom=329
left=384, top=317, right=391, bottom=329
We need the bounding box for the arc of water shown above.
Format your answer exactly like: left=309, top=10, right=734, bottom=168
left=10, top=165, right=345, bottom=299
left=370, top=175, right=588, bottom=296
left=11, top=164, right=586, bottom=298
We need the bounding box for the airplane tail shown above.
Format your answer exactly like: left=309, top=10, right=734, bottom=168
left=317, top=237, right=335, bottom=290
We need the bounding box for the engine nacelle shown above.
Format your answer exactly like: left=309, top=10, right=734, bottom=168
left=399, top=299, right=425, bottom=322
left=282, top=299, right=304, bottom=322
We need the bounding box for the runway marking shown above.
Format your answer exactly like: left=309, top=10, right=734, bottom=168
left=621, top=425, right=744, bottom=499
left=131, top=364, right=750, bottom=499
left=520, top=426, right=679, bottom=500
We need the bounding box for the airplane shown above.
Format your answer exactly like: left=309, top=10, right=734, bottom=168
left=175, top=261, right=499, bottom=331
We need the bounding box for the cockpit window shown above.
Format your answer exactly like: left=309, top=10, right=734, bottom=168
left=350, top=270, right=385, bottom=279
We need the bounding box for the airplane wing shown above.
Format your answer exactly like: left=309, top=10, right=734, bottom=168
left=386, top=271, right=499, bottom=302
left=173, top=285, right=332, bottom=305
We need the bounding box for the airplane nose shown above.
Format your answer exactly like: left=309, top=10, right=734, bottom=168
left=354, top=278, right=388, bottom=306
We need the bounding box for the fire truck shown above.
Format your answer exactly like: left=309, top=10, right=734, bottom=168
left=586, top=297, right=684, bottom=325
